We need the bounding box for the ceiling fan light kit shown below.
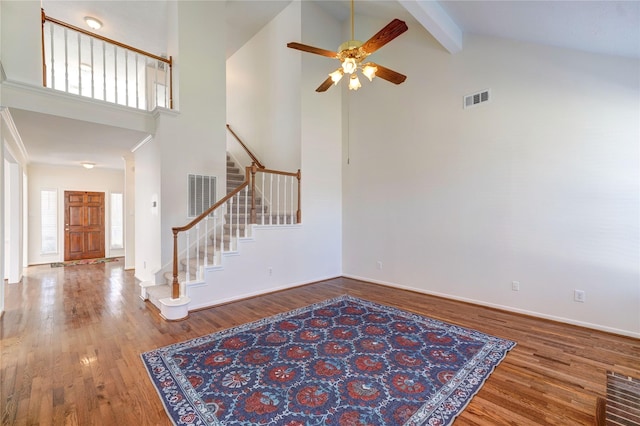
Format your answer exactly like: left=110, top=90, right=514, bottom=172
left=362, top=63, right=378, bottom=81
left=349, top=74, right=362, bottom=91
left=329, top=68, right=344, bottom=85
left=287, top=0, right=407, bottom=93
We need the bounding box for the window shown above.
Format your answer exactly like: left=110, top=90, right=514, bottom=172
left=111, top=192, right=124, bottom=249
left=41, top=189, right=57, bottom=254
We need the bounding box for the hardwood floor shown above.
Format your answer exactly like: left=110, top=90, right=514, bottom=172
left=1, top=263, right=638, bottom=425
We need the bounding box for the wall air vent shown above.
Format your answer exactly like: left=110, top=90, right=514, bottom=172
left=188, top=174, right=217, bottom=218
left=464, top=89, right=490, bottom=109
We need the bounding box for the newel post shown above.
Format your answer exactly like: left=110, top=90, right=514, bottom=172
left=250, top=163, right=258, bottom=224
left=296, top=169, right=302, bottom=223
left=171, top=228, right=180, bottom=299
left=168, top=56, right=174, bottom=109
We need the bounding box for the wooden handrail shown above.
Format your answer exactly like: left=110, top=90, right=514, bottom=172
left=258, top=168, right=299, bottom=177
left=41, top=9, right=173, bottom=109
left=226, top=124, right=265, bottom=169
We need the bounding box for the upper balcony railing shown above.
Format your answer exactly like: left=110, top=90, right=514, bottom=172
left=41, top=9, right=173, bottom=111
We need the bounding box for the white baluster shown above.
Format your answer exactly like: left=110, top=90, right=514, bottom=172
left=236, top=193, right=240, bottom=241
left=261, top=173, right=265, bottom=225
left=135, top=53, right=139, bottom=109
left=220, top=202, right=229, bottom=253
left=102, top=41, right=106, bottom=100
left=125, top=50, right=129, bottom=107
left=213, top=211, right=218, bottom=265
left=290, top=175, right=294, bottom=224
left=269, top=174, right=274, bottom=225
left=90, top=38, right=95, bottom=98
left=163, top=59, right=168, bottom=107
left=49, top=23, right=55, bottom=89
left=244, top=186, right=248, bottom=237
left=195, top=223, right=200, bottom=280
left=283, top=175, right=287, bottom=225
left=154, top=60, right=159, bottom=109
left=227, top=197, right=233, bottom=251
left=64, top=28, right=69, bottom=92
left=113, top=45, right=118, bottom=103
left=77, top=32, right=81, bottom=95
left=204, top=216, right=209, bottom=267
left=185, top=231, right=190, bottom=283
left=277, top=175, right=281, bottom=225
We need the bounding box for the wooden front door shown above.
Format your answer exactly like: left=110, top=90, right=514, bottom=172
left=64, top=191, right=105, bottom=261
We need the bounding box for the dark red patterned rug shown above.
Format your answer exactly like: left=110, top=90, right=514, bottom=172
left=141, top=295, right=515, bottom=425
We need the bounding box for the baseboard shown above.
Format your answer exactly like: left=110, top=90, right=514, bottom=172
left=187, top=274, right=341, bottom=312
left=342, top=274, right=640, bottom=339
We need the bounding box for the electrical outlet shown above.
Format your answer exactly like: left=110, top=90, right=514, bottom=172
left=512, top=281, right=520, bottom=291
left=574, top=289, right=586, bottom=303
left=376, top=261, right=383, bottom=270
left=268, top=267, right=273, bottom=276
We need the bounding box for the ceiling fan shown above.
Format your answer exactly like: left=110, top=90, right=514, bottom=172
left=287, top=0, right=408, bottom=92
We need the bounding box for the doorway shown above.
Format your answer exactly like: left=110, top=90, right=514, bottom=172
left=64, top=191, right=105, bottom=261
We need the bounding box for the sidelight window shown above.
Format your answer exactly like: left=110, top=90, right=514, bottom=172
left=110, top=192, right=124, bottom=249
left=41, top=189, right=58, bottom=254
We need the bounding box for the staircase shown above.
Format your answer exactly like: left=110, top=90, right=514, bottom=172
left=140, top=154, right=262, bottom=317
left=140, top=146, right=301, bottom=320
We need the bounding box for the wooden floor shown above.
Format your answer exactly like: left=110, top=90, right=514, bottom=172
left=1, top=263, right=639, bottom=425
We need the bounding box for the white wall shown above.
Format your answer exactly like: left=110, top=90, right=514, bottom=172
left=4, top=158, right=22, bottom=282
left=0, top=1, right=41, bottom=86
left=123, top=155, right=135, bottom=270
left=1, top=108, right=29, bottom=315
left=134, top=1, right=227, bottom=281
left=134, top=138, right=161, bottom=282
left=27, top=164, right=124, bottom=265
left=226, top=2, right=302, bottom=171
left=342, top=24, right=640, bottom=336
left=186, top=0, right=343, bottom=308
left=0, top=115, right=4, bottom=316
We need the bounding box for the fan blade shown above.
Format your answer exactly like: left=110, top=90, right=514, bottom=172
left=371, top=63, right=407, bottom=85
left=361, top=19, right=408, bottom=54
left=316, top=76, right=334, bottom=92
left=287, top=42, right=338, bottom=58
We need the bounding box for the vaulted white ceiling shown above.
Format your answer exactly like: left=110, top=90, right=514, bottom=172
left=43, top=0, right=640, bottom=60
left=15, top=0, right=640, bottom=169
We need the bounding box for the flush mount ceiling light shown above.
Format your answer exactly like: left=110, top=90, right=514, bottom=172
left=81, top=162, right=95, bottom=169
left=287, top=0, right=407, bottom=92
left=84, top=16, right=103, bottom=30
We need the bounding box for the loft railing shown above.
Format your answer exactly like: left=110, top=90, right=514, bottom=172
left=226, top=124, right=265, bottom=169
left=41, top=9, right=173, bottom=110
left=170, top=164, right=301, bottom=299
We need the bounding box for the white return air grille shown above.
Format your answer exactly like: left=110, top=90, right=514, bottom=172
left=464, top=89, right=490, bottom=109
left=188, top=174, right=217, bottom=218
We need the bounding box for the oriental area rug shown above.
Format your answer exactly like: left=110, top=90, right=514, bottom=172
left=141, top=295, right=516, bottom=426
